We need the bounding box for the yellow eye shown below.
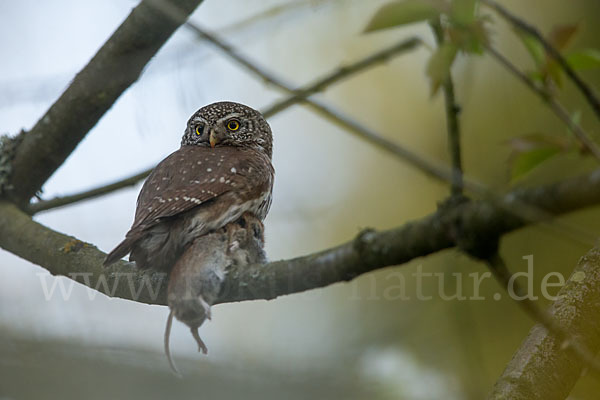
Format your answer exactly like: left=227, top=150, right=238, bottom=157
left=195, top=125, right=203, bottom=136
left=227, top=120, right=240, bottom=131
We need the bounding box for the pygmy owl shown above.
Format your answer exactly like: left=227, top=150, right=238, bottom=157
left=104, top=101, right=274, bottom=272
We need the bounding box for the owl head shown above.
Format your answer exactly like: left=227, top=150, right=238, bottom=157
left=181, top=101, right=273, bottom=158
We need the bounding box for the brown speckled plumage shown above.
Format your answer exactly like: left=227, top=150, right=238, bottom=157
left=104, top=102, right=274, bottom=271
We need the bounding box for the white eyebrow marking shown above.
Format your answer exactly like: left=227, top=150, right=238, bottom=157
left=192, top=116, right=209, bottom=124
left=216, top=112, right=243, bottom=124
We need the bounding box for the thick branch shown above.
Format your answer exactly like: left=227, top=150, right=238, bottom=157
left=0, top=201, right=167, bottom=305
left=6, top=0, right=204, bottom=206
left=2, top=168, right=600, bottom=305
left=488, top=246, right=600, bottom=399
left=487, top=253, right=600, bottom=377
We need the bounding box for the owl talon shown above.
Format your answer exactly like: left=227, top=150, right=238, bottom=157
left=191, top=327, right=208, bottom=354
left=198, top=296, right=212, bottom=320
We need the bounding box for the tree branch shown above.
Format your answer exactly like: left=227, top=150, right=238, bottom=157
left=27, top=167, right=153, bottom=214
left=487, top=253, right=600, bottom=378
left=28, top=30, right=454, bottom=212
left=482, top=0, right=600, bottom=122
left=488, top=246, right=600, bottom=399
left=2, top=168, right=600, bottom=306
left=486, top=45, right=600, bottom=162
left=5, top=0, right=204, bottom=206
left=23, top=17, right=596, bottom=250
left=431, top=20, right=464, bottom=197
left=260, top=38, right=421, bottom=117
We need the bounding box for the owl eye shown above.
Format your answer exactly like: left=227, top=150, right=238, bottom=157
left=195, top=125, right=204, bottom=136
left=226, top=120, right=240, bottom=131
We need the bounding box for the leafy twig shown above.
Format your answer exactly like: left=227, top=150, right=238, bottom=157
left=487, top=45, right=600, bottom=161
left=482, top=0, right=600, bottom=122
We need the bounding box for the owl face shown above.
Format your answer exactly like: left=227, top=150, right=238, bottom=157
left=181, top=101, right=272, bottom=158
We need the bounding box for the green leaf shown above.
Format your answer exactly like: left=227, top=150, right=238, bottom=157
left=364, top=0, right=442, bottom=33
left=567, top=49, right=600, bottom=70
left=426, top=43, right=458, bottom=95
left=510, top=147, right=562, bottom=181
left=515, top=31, right=546, bottom=68
left=450, top=0, right=478, bottom=27
left=545, top=59, right=563, bottom=87
left=448, top=19, right=489, bottom=54
left=506, top=133, right=572, bottom=181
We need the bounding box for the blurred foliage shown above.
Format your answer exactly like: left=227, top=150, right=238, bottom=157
left=365, top=0, right=600, bottom=183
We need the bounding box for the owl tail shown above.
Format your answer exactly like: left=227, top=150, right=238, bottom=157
left=103, top=238, right=134, bottom=267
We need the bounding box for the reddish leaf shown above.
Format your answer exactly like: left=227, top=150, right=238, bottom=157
left=548, top=24, right=579, bottom=51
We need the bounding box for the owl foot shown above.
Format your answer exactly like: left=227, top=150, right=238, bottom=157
left=191, top=327, right=208, bottom=354
left=199, top=296, right=212, bottom=320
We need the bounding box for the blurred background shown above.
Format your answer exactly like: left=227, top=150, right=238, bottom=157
left=1, top=0, right=599, bottom=398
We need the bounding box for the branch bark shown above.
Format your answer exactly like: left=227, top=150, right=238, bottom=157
left=488, top=246, right=600, bottom=400
left=5, top=0, right=204, bottom=206
left=2, top=168, right=600, bottom=306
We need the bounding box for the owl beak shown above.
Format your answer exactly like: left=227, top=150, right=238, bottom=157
left=209, top=131, right=217, bottom=148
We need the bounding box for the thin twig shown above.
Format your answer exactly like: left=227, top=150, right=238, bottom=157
left=262, top=39, right=421, bottom=116
left=487, top=45, right=600, bottom=161
left=486, top=253, right=600, bottom=377
left=192, top=26, right=453, bottom=182
left=482, top=0, right=600, bottom=122
left=431, top=20, right=464, bottom=196
left=27, top=167, right=153, bottom=214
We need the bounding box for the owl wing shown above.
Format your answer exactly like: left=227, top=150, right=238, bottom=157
left=104, top=145, right=273, bottom=266
left=132, top=145, right=272, bottom=228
